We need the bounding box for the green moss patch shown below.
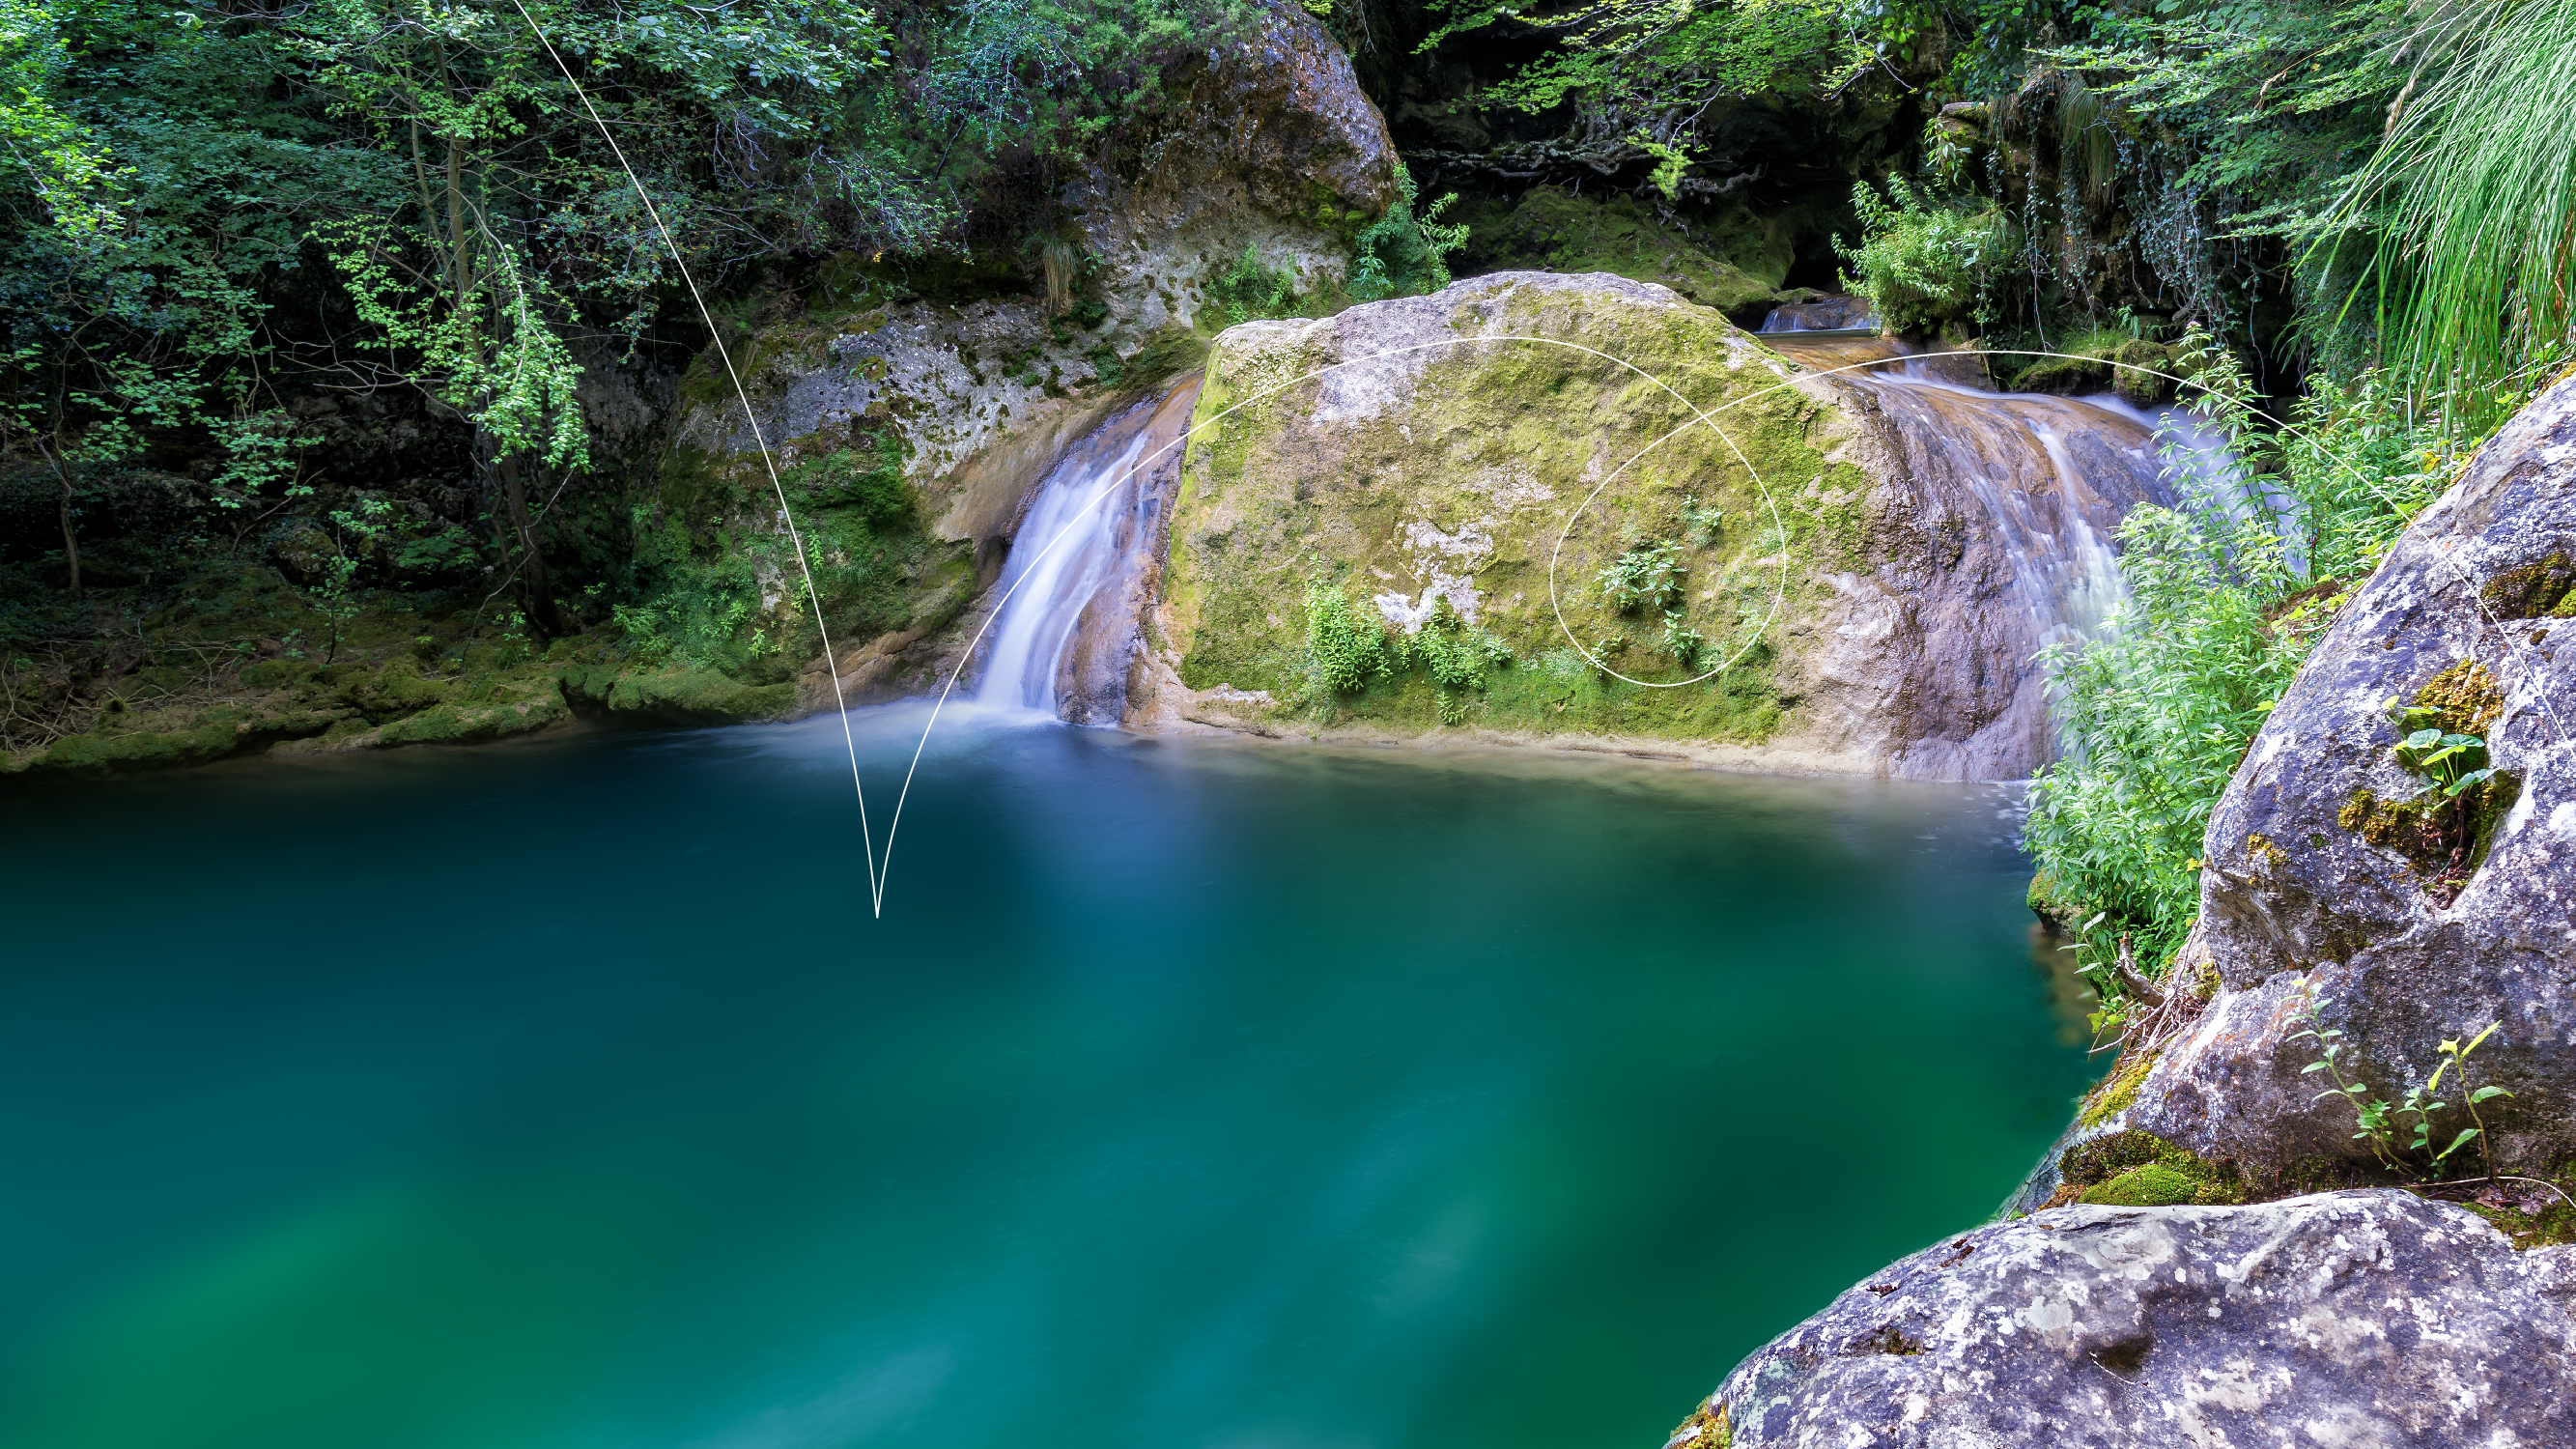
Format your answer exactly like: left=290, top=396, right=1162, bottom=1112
left=2054, top=1128, right=2243, bottom=1207
left=2004, top=329, right=2184, bottom=404
left=2075, top=1049, right=2157, bottom=1130
left=2479, top=552, right=2576, bottom=619
left=1452, top=188, right=1781, bottom=315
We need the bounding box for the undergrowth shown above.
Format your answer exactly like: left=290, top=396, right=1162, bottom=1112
left=2023, top=351, right=2479, bottom=1004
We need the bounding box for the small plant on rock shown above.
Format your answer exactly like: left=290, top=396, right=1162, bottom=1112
left=1661, top=610, right=1705, bottom=668
left=1679, top=495, right=1726, bottom=543
left=1305, top=579, right=1389, bottom=695
left=2292, top=981, right=2513, bottom=1179
left=1403, top=595, right=1513, bottom=723
left=1599, top=539, right=1684, bottom=613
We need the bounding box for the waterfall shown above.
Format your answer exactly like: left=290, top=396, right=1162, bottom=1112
left=973, top=378, right=1202, bottom=723
left=1761, top=312, right=2213, bottom=773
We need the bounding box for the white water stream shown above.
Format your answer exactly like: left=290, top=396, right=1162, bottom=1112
left=974, top=380, right=1200, bottom=719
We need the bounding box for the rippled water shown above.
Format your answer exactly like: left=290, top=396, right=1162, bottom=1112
left=0, top=713, right=2093, bottom=1449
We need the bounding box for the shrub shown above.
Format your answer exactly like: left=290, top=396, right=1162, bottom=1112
left=1836, top=175, right=2006, bottom=334
left=1305, top=579, right=1388, bottom=693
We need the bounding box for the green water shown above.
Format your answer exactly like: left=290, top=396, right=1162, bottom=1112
left=0, top=709, right=2093, bottom=1449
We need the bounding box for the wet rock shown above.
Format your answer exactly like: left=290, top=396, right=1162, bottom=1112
left=666, top=5, right=1399, bottom=707
left=1698, top=1190, right=2576, bottom=1448
left=1139, top=270, right=2174, bottom=779
left=2075, top=370, right=2576, bottom=1185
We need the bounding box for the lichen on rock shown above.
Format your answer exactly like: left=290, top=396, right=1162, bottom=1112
left=1701, top=1191, right=2576, bottom=1447
left=2027, top=369, right=2576, bottom=1191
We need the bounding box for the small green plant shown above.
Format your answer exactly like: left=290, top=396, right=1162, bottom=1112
left=1400, top=595, right=1514, bottom=723
left=1305, top=579, right=1389, bottom=694
left=1205, top=245, right=1300, bottom=328
left=1599, top=539, right=1685, bottom=613
left=1661, top=610, right=1705, bottom=668
left=1349, top=164, right=1468, bottom=303
left=1679, top=496, right=1726, bottom=544
left=2293, top=982, right=2513, bottom=1179
left=2386, top=696, right=2496, bottom=808
left=312, top=497, right=396, bottom=664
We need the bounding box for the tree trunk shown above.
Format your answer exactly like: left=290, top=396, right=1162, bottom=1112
left=498, top=454, right=560, bottom=637
left=57, top=474, right=81, bottom=597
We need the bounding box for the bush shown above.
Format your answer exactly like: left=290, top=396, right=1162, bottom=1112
left=1836, top=175, right=2006, bottom=334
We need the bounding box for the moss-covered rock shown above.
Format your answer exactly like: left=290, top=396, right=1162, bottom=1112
left=2003, top=328, right=2186, bottom=404
left=2051, top=1128, right=2244, bottom=1207
left=1141, top=271, right=1879, bottom=758
left=1451, top=188, right=1784, bottom=317
left=561, top=663, right=797, bottom=724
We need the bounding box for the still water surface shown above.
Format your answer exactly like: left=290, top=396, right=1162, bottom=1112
left=0, top=711, right=2093, bottom=1449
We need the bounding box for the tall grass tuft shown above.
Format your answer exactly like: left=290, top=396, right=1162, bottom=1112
left=2332, top=0, right=2576, bottom=425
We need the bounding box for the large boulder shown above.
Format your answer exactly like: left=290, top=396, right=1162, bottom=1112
left=2067, top=372, right=2576, bottom=1188
left=1683, top=1190, right=2576, bottom=1448
left=1133, top=270, right=2170, bottom=780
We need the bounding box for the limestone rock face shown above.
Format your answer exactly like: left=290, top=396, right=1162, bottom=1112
left=1701, top=1191, right=2576, bottom=1448
left=663, top=5, right=1398, bottom=704
left=1139, top=271, right=2173, bottom=780
left=2087, top=372, right=2576, bottom=1183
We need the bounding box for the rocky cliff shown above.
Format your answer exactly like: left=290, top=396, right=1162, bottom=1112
left=662, top=4, right=1401, bottom=713
left=2045, top=369, right=2576, bottom=1192
left=1677, top=375, right=2576, bottom=1446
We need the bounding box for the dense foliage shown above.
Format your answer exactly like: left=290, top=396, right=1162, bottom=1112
left=2023, top=357, right=2462, bottom=979
left=0, top=0, right=1247, bottom=632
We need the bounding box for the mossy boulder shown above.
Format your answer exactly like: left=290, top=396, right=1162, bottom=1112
left=2004, top=329, right=2185, bottom=404
left=561, top=663, right=796, bottom=724
left=1138, top=271, right=2149, bottom=778
left=1140, top=271, right=1877, bottom=757
left=1451, top=188, right=1784, bottom=317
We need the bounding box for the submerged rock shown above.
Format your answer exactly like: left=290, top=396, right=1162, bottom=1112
left=2069, top=371, right=2576, bottom=1186
left=1695, top=1190, right=2576, bottom=1447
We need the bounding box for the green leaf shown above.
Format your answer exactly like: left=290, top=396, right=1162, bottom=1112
left=2469, top=1085, right=2514, bottom=1102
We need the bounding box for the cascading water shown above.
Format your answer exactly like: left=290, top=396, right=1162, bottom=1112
left=1761, top=314, right=2225, bottom=773
left=973, top=377, right=1202, bottom=723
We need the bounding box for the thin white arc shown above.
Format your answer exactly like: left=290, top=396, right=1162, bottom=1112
left=874, top=332, right=1805, bottom=906
left=506, top=0, right=885, bottom=912
left=443, top=34, right=2565, bottom=918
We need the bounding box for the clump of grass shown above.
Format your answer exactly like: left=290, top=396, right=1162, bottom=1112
left=2328, top=0, right=2576, bottom=428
